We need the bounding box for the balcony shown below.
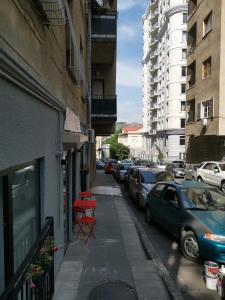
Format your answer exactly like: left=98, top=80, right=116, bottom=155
left=91, top=96, right=117, bottom=135
left=150, top=64, right=158, bottom=73
left=91, top=12, right=117, bottom=64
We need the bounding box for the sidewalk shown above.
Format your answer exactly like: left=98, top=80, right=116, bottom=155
left=53, top=171, right=171, bottom=300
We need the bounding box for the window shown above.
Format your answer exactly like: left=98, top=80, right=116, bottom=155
left=182, top=49, right=187, bottom=59
left=1, top=161, right=40, bottom=284
left=202, top=99, right=213, bottom=118
left=187, top=99, right=195, bottom=123
left=202, top=57, right=211, bottom=79
left=183, top=13, right=187, bottom=23
left=181, top=83, right=186, bottom=94
left=181, top=66, right=186, bottom=76
left=180, top=136, right=185, bottom=145
left=182, top=31, right=187, bottom=41
left=203, top=12, right=212, bottom=36
left=179, top=152, right=185, bottom=160
left=197, top=99, right=213, bottom=120
left=181, top=118, right=185, bottom=128
left=181, top=101, right=186, bottom=111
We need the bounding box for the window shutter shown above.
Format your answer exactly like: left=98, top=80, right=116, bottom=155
left=197, top=103, right=201, bottom=120
left=209, top=99, right=213, bottom=117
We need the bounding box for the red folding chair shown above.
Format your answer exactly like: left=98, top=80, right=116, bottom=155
left=79, top=191, right=93, bottom=199
left=75, top=216, right=96, bottom=244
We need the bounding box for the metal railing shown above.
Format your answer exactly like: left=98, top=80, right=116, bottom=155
left=91, top=96, right=117, bottom=115
left=1, top=217, right=54, bottom=300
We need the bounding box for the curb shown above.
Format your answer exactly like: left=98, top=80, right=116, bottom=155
left=123, top=195, right=185, bottom=300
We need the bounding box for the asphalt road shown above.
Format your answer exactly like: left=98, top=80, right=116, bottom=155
left=120, top=183, right=221, bottom=300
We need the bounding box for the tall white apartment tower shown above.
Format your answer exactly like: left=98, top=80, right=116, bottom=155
left=142, top=0, right=187, bottom=162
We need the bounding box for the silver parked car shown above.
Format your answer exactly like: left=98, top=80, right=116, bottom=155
left=166, top=161, right=186, bottom=178
left=114, top=162, right=134, bottom=182
left=184, top=163, right=201, bottom=180
left=128, top=167, right=173, bottom=209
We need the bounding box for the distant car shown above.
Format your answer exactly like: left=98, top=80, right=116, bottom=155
left=184, top=164, right=201, bottom=180
left=96, top=160, right=105, bottom=170
left=196, top=161, right=225, bottom=193
left=166, top=162, right=185, bottom=178
left=114, top=162, right=134, bottom=182
left=145, top=180, right=225, bottom=263
left=155, top=162, right=168, bottom=170
left=128, top=167, right=173, bottom=208
left=105, top=161, right=117, bottom=174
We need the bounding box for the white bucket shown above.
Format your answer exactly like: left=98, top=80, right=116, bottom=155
left=205, top=276, right=218, bottom=290
left=204, top=261, right=219, bottom=278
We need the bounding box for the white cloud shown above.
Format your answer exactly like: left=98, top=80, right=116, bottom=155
left=117, top=61, right=142, bottom=87
left=118, top=24, right=136, bottom=39
left=117, top=99, right=142, bottom=123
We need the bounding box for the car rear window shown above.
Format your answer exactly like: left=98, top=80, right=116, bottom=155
left=140, top=171, right=156, bottom=183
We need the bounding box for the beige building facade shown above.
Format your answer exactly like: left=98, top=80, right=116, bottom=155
left=186, top=0, right=225, bottom=162
left=0, top=0, right=117, bottom=297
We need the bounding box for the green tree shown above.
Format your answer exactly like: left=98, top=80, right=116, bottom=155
left=110, top=143, right=129, bottom=160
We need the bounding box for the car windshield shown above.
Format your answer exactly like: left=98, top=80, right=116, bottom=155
left=120, top=164, right=130, bottom=170
left=173, top=163, right=185, bottom=168
left=219, top=164, right=225, bottom=171
left=181, top=188, right=225, bottom=211
left=140, top=171, right=156, bottom=183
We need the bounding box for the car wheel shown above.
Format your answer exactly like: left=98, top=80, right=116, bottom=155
left=221, top=181, right=225, bottom=194
left=197, top=176, right=203, bottom=182
left=145, top=206, right=154, bottom=225
left=180, top=231, right=200, bottom=262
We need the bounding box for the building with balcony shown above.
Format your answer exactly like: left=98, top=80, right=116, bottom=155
left=0, top=0, right=117, bottom=298
left=142, top=0, right=187, bottom=162
left=91, top=0, right=117, bottom=136
left=186, top=0, right=225, bottom=162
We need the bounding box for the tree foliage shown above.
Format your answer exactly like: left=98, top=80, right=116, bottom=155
left=104, top=129, right=129, bottom=160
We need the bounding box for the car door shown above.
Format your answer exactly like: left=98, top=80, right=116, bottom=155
left=148, top=183, right=167, bottom=224
left=209, top=163, right=222, bottom=187
left=133, top=169, right=140, bottom=199
left=159, top=186, right=181, bottom=237
left=199, top=163, right=214, bottom=184
left=129, top=169, right=137, bottom=198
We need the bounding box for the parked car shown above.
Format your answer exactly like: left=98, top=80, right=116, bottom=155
left=128, top=167, right=173, bottom=208
left=114, top=162, right=134, bottom=182
left=184, top=164, right=201, bottom=180
left=145, top=180, right=225, bottom=263
left=196, top=161, right=225, bottom=193
left=124, top=165, right=144, bottom=187
left=105, top=161, right=117, bottom=174
left=166, top=161, right=186, bottom=178
left=96, top=160, right=105, bottom=170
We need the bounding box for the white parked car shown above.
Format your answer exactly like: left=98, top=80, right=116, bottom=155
left=196, top=161, right=225, bottom=193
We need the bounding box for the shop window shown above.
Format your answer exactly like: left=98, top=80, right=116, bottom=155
left=1, top=161, right=40, bottom=287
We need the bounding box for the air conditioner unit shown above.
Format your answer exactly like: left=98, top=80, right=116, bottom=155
left=201, top=118, right=208, bottom=126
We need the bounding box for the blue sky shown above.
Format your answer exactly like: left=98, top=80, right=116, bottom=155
left=117, top=0, right=148, bottom=123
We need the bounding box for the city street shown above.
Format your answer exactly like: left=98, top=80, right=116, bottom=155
left=120, top=183, right=220, bottom=300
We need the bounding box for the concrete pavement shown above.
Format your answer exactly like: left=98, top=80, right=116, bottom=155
left=53, top=171, right=171, bottom=300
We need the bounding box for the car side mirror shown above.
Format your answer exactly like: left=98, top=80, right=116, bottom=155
left=168, top=200, right=179, bottom=208
left=214, top=168, right=219, bottom=173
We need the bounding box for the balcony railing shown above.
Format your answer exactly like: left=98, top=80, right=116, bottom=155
left=91, top=96, right=117, bottom=115
left=92, top=12, right=117, bottom=41
left=1, top=217, right=54, bottom=300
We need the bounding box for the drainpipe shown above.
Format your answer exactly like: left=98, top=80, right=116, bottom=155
left=86, top=0, right=92, bottom=189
